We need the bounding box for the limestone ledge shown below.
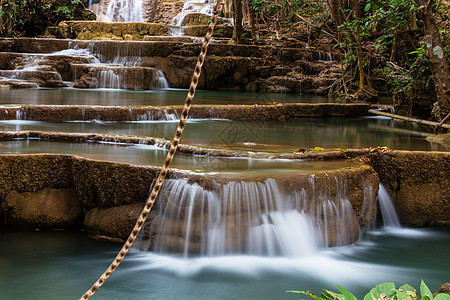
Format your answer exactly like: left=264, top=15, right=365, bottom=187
left=368, top=150, right=450, bottom=226
left=1, top=151, right=449, bottom=249
left=0, top=103, right=372, bottom=122
left=0, top=37, right=342, bottom=93
left=0, top=153, right=379, bottom=245
left=43, top=21, right=235, bottom=40
left=0, top=129, right=375, bottom=160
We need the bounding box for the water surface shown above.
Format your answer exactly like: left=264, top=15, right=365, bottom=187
left=0, top=88, right=334, bottom=106
left=0, top=140, right=358, bottom=172
left=0, top=116, right=440, bottom=151
left=1, top=227, right=448, bottom=299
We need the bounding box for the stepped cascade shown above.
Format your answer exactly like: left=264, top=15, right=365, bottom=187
left=0, top=0, right=449, bottom=298
left=0, top=41, right=169, bottom=90
left=170, top=0, right=217, bottom=36
left=139, top=177, right=362, bottom=257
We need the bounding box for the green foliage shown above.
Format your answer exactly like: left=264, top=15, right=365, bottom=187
left=384, top=41, right=433, bottom=93
left=52, top=0, right=83, bottom=19
left=0, top=0, right=85, bottom=37
left=250, top=0, right=328, bottom=38
left=288, top=281, right=450, bottom=300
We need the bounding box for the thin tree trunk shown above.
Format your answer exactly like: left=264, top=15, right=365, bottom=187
left=419, top=0, right=450, bottom=120
left=242, top=0, right=249, bottom=25
left=352, top=0, right=366, bottom=93
left=250, top=5, right=257, bottom=42
left=232, top=0, right=244, bottom=42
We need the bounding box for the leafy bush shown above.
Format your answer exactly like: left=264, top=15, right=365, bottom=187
left=0, top=0, right=93, bottom=37
left=288, top=280, right=450, bottom=300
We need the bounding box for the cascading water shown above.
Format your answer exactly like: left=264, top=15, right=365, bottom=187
left=138, top=176, right=361, bottom=257
left=152, top=70, right=170, bottom=89
left=89, top=0, right=144, bottom=22
left=318, top=51, right=334, bottom=62
left=69, top=41, right=169, bottom=89
left=105, top=0, right=144, bottom=22
left=377, top=184, right=401, bottom=228
left=0, top=48, right=98, bottom=87
left=169, top=0, right=216, bottom=36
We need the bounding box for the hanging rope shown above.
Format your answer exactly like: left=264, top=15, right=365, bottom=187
left=80, top=1, right=225, bottom=298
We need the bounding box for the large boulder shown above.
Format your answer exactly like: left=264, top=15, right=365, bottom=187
left=2, top=188, right=82, bottom=228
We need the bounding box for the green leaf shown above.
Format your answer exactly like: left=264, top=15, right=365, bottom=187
left=420, top=281, right=433, bottom=300
left=325, top=289, right=344, bottom=299
left=398, top=284, right=418, bottom=300
left=363, top=292, right=373, bottom=300
left=366, top=282, right=397, bottom=299
left=364, top=3, right=371, bottom=12
left=336, top=285, right=358, bottom=300
left=287, top=290, right=322, bottom=300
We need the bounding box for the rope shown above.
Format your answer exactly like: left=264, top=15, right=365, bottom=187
left=80, top=1, right=225, bottom=298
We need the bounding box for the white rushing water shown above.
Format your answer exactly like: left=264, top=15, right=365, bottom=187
left=138, top=177, right=364, bottom=257
left=377, top=184, right=401, bottom=228
left=169, top=0, right=216, bottom=36
left=89, top=0, right=144, bottom=22
left=68, top=42, right=169, bottom=89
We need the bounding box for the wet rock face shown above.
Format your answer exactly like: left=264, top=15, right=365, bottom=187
left=0, top=154, right=378, bottom=251
left=144, top=0, right=184, bottom=24
left=80, top=167, right=378, bottom=254
left=71, top=158, right=162, bottom=210
left=369, top=151, right=450, bottom=226
left=0, top=103, right=372, bottom=122
left=1, top=151, right=447, bottom=252
left=0, top=51, right=96, bottom=88
left=2, top=188, right=81, bottom=228
left=71, top=64, right=158, bottom=89
left=0, top=38, right=342, bottom=93
left=49, top=21, right=170, bottom=40
left=84, top=203, right=158, bottom=242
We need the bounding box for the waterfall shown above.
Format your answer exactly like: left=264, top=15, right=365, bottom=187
left=139, top=176, right=361, bottom=257
left=169, top=0, right=216, bottom=36
left=91, top=0, right=144, bottom=22
left=97, top=69, right=122, bottom=89
left=151, top=70, right=170, bottom=89
left=318, top=52, right=334, bottom=62
left=377, top=184, right=401, bottom=228
left=68, top=41, right=169, bottom=90
left=134, top=109, right=178, bottom=121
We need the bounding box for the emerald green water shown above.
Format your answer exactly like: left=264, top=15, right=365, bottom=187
left=0, top=116, right=440, bottom=152
left=1, top=227, right=448, bottom=299
left=0, top=88, right=333, bottom=106
left=0, top=87, right=448, bottom=300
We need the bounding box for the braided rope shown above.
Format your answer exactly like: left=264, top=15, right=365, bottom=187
left=80, top=1, right=225, bottom=298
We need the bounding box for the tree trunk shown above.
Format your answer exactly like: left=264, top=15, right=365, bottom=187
left=250, top=5, right=257, bottom=42
left=353, top=0, right=365, bottom=92
left=223, top=0, right=234, bottom=18
left=232, top=0, right=244, bottom=42
left=418, top=0, right=450, bottom=120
